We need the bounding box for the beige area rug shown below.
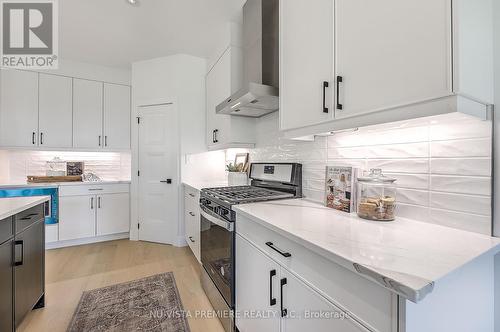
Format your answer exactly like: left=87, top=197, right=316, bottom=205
left=68, top=272, right=190, bottom=332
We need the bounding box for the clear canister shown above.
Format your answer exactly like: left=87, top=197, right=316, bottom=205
left=356, top=169, right=397, bottom=221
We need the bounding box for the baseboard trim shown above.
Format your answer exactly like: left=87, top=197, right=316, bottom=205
left=46, top=233, right=130, bottom=249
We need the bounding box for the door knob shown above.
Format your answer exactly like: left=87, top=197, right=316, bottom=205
left=160, top=179, right=172, bottom=184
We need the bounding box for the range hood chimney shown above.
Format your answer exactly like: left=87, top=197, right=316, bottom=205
left=216, top=0, right=279, bottom=117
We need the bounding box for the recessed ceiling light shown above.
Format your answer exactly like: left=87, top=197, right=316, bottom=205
left=126, top=0, right=140, bottom=6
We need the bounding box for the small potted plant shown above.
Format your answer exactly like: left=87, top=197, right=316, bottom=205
left=226, top=162, right=248, bottom=186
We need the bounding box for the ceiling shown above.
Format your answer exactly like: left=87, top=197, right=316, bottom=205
left=58, top=0, right=245, bottom=68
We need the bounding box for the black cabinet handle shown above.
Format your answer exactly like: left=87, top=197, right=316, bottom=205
left=40, top=132, right=44, bottom=145
left=98, top=135, right=102, bottom=146
left=212, top=130, right=215, bottom=143
left=214, top=129, right=219, bottom=143
left=266, top=242, right=291, bottom=258
left=280, top=278, right=287, bottom=317
left=98, top=197, right=102, bottom=209
left=189, top=212, right=195, bottom=217
left=336, top=76, right=343, bottom=110
left=269, top=269, right=277, bottom=306
left=14, top=240, right=24, bottom=266
left=323, top=81, right=329, bottom=113
left=32, top=132, right=36, bottom=145
left=189, top=236, right=195, bottom=243
left=104, top=136, right=108, bottom=147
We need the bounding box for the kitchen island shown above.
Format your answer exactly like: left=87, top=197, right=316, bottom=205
left=234, top=199, right=500, bottom=332
left=1, top=196, right=49, bottom=331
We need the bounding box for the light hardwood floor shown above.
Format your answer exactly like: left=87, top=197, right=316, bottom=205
left=18, top=239, right=225, bottom=332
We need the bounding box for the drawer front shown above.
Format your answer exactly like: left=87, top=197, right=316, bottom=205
left=15, top=204, right=45, bottom=234
left=0, top=217, right=13, bottom=244
left=184, top=185, right=199, bottom=202
left=236, top=214, right=396, bottom=332
left=59, top=183, right=130, bottom=197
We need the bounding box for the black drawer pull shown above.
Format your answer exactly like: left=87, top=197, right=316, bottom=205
left=323, top=81, right=329, bottom=113
left=188, top=236, right=195, bottom=243
left=280, top=278, right=287, bottom=317
left=14, top=240, right=24, bottom=266
left=269, top=270, right=277, bottom=306
left=265, top=242, right=291, bottom=258
left=189, top=212, right=195, bottom=217
left=336, top=76, right=343, bottom=110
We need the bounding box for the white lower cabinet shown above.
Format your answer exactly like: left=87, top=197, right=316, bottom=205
left=281, top=270, right=367, bottom=332
left=236, top=215, right=397, bottom=332
left=236, top=234, right=366, bottom=332
left=96, top=193, right=130, bottom=236
left=59, top=195, right=96, bottom=241
left=184, top=186, right=200, bottom=261
left=235, top=234, right=281, bottom=332
left=58, top=184, right=130, bottom=244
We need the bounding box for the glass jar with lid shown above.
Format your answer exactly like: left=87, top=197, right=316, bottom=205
left=356, top=169, right=397, bottom=221
left=46, top=157, right=66, bottom=176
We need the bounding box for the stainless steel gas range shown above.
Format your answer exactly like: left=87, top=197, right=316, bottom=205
left=199, top=163, right=302, bottom=332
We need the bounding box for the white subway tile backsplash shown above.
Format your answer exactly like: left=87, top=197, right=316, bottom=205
left=430, top=138, right=491, bottom=158
left=430, top=158, right=491, bottom=176
left=430, top=192, right=491, bottom=216
left=1, top=150, right=131, bottom=182
left=398, top=189, right=429, bottom=206
left=429, top=209, right=491, bottom=235
left=249, top=113, right=492, bottom=234
left=367, top=159, right=429, bottom=174
left=390, top=173, right=429, bottom=190
left=430, top=175, right=491, bottom=196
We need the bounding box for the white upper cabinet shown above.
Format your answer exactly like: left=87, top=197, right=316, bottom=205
left=335, top=0, right=452, bottom=119
left=279, top=0, right=335, bottom=130
left=73, top=79, right=104, bottom=149
left=104, top=83, right=131, bottom=149
left=280, top=0, right=458, bottom=134
left=0, top=69, right=39, bottom=147
left=206, top=46, right=255, bottom=150
left=38, top=74, right=73, bottom=148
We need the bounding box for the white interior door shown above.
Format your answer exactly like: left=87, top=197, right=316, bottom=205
left=138, top=103, right=179, bottom=244
left=38, top=74, right=73, bottom=148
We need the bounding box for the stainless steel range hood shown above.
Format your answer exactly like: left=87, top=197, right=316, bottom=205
left=216, top=0, right=279, bottom=117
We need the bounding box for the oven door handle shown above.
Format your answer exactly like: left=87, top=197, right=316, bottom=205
left=200, top=209, right=234, bottom=232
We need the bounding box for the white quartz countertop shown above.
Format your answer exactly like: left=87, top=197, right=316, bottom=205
left=0, top=180, right=131, bottom=189
left=182, top=180, right=231, bottom=191
left=234, top=199, right=500, bottom=303
left=0, top=196, right=50, bottom=220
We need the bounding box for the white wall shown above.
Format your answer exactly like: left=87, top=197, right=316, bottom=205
left=19, top=59, right=131, bottom=85
left=130, top=54, right=206, bottom=244
left=132, top=54, right=207, bottom=155
left=493, top=0, right=500, bottom=238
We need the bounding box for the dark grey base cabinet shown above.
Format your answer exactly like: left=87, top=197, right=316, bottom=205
left=0, top=238, right=14, bottom=332
left=0, top=203, right=46, bottom=331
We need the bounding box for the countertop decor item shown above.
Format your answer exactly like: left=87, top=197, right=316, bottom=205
left=82, top=172, right=101, bottom=182
left=234, top=153, right=250, bottom=172
left=226, top=163, right=248, bottom=186
left=66, top=162, right=84, bottom=176
left=67, top=272, right=190, bottom=332
left=46, top=157, right=66, bottom=176
left=27, top=175, right=82, bottom=183
left=325, top=166, right=359, bottom=213
left=356, top=168, right=397, bottom=221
